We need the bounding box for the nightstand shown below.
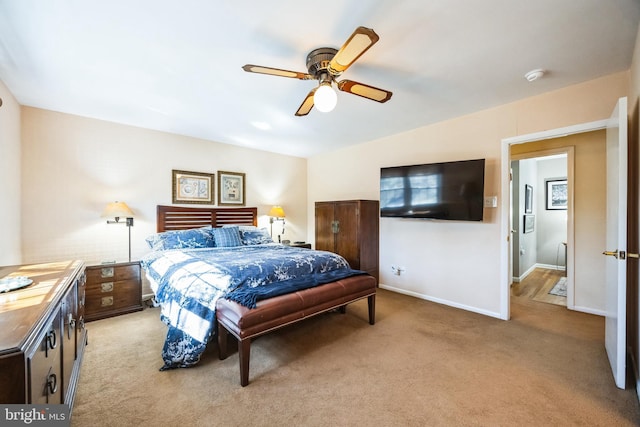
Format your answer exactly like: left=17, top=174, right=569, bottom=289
left=85, top=261, right=143, bottom=321
left=289, top=242, right=312, bottom=249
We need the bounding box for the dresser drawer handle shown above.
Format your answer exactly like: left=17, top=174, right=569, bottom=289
left=101, top=267, right=114, bottom=278
left=101, top=296, right=114, bottom=307
left=101, top=282, right=114, bottom=292
left=47, top=372, right=58, bottom=395
left=45, top=329, right=57, bottom=356
left=67, top=313, right=76, bottom=339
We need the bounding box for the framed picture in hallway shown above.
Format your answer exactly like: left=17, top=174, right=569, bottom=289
left=546, top=179, right=567, bottom=210
left=525, top=184, right=533, bottom=214
left=523, top=214, right=535, bottom=233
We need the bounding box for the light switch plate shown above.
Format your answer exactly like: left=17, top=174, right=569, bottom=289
left=484, top=196, right=498, bottom=208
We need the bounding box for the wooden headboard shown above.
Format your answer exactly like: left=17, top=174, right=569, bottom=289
left=156, top=205, right=258, bottom=232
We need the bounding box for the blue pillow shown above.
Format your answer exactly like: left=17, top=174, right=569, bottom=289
left=145, top=227, right=214, bottom=251
left=211, top=226, right=242, bottom=247
left=239, top=227, right=273, bottom=245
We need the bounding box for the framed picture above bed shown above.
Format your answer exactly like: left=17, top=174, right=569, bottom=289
left=172, top=169, right=214, bottom=204
left=218, top=171, right=246, bottom=206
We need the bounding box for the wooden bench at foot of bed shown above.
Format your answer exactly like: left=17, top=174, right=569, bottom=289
left=216, top=274, right=377, bottom=386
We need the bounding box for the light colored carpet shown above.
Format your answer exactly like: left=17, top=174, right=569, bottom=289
left=71, top=289, right=640, bottom=426
left=549, top=277, right=567, bottom=297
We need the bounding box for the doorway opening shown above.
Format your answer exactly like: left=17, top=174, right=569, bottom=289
left=499, top=119, right=609, bottom=320
left=511, top=152, right=569, bottom=307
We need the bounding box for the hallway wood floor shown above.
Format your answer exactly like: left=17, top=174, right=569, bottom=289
left=511, top=267, right=567, bottom=306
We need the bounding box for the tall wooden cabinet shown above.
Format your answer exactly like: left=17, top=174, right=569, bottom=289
left=315, top=200, right=379, bottom=281
left=0, top=260, right=87, bottom=409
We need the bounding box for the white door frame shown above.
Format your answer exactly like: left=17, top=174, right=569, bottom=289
left=500, top=119, right=608, bottom=320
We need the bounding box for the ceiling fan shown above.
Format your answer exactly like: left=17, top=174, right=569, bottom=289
left=242, top=26, right=393, bottom=116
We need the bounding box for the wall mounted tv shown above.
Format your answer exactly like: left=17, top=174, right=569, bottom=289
left=380, top=158, right=485, bottom=221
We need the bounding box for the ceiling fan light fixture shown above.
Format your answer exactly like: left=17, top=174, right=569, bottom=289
left=314, top=82, right=337, bottom=113
left=243, top=26, right=392, bottom=116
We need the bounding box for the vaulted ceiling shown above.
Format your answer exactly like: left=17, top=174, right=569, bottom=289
left=0, top=0, right=639, bottom=157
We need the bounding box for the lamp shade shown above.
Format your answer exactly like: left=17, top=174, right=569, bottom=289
left=269, top=206, right=285, bottom=218
left=102, top=201, right=134, bottom=219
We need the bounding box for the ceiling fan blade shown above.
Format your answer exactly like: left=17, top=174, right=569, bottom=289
left=337, top=80, right=392, bottom=103
left=295, top=89, right=316, bottom=116
left=242, top=64, right=313, bottom=80
left=328, top=26, right=380, bottom=76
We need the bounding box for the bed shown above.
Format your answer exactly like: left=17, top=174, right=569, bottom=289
left=141, top=205, right=376, bottom=373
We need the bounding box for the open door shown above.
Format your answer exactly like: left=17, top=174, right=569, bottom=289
left=603, top=96, right=628, bottom=389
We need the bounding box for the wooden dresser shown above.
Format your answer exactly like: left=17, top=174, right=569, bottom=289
left=315, top=200, right=379, bottom=281
left=0, top=260, right=87, bottom=408
left=85, top=261, right=142, bottom=321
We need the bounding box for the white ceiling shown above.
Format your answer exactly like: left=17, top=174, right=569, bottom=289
left=1, top=0, right=639, bottom=158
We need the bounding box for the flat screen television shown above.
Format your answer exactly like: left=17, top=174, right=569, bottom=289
left=380, top=158, right=485, bottom=221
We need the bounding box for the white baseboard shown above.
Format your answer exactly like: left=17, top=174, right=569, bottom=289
left=513, top=263, right=565, bottom=283
left=570, top=305, right=605, bottom=317
left=537, top=263, right=566, bottom=271
left=378, top=283, right=503, bottom=320
left=513, top=263, right=537, bottom=283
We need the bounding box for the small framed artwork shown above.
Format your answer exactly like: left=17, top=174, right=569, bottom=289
left=546, top=179, right=568, bottom=210
left=524, top=184, right=533, bottom=214
left=172, top=170, right=214, bottom=204
left=218, top=171, right=246, bottom=206
left=523, top=214, right=535, bottom=233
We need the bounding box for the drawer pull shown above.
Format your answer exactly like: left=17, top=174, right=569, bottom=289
left=47, top=372, right=58, bottom=395
left=101, top=296, right=114, bottom=307
left=101, top=267, right=114, bottom=278
left=101, top=282, right=114, bottom=292
left=67, top=313, right=76, bottom=339
left=45, top=329, right=57, bottom=356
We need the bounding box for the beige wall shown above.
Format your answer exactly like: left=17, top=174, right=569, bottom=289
left=308, top=72, right=628, bottom=318
left=20, top=108, right=308, bottom=294
left=0, top=80, right=21, bottom=265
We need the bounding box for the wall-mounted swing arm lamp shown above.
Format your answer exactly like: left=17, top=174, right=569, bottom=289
left=269, top=205, right=286, bottom=243
left=102, top=201, right=135, bottom=262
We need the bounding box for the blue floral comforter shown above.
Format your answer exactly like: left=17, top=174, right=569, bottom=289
left=140, top=244, right=362, bottom=370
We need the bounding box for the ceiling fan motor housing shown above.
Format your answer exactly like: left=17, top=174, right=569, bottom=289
left=306, top=47, right=338, bottom=78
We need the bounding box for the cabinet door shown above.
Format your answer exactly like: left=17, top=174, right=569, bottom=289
left=61, top=285, right=77, bottom=404
left=357, top=200, right=380, bottom=280
left=315, top=203, right=336, bottom=252
left=29, top=311, right=62, bottom=404
left=334, top=202, right=360, bottom=269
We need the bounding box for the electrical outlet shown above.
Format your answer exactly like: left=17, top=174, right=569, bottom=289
left=391, top=266, right=404, bottom=276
